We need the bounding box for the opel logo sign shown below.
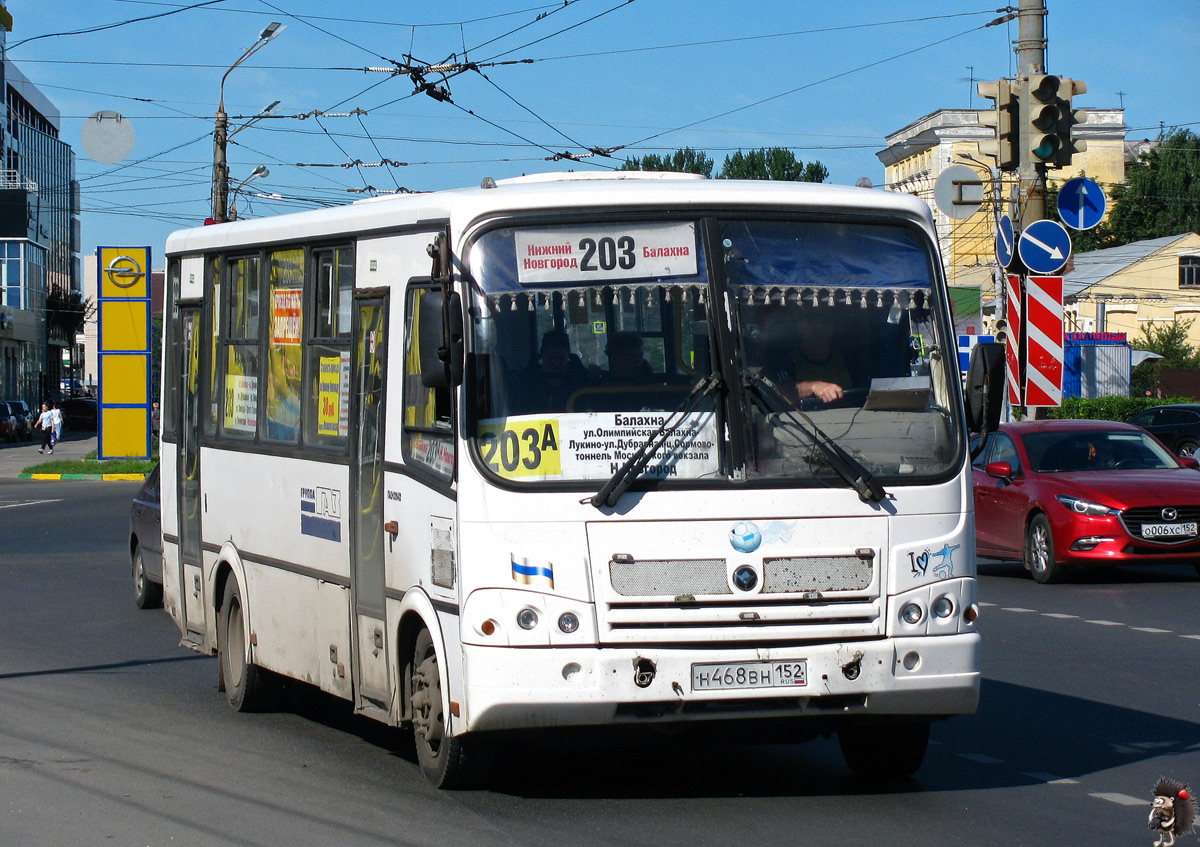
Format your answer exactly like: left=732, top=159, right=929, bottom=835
left=1162, top=507, right=1178, bottom=521
left=104, top=253, right=145, bottom=289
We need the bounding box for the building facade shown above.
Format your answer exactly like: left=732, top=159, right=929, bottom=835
left=0, top=6, right=81, bottom=406
left=876, top=105, right=1128, bottom=331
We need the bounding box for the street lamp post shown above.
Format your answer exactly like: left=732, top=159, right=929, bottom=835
left=229, top=165, right=270, bottom=221
left=211, top=22, right=284, bottom=224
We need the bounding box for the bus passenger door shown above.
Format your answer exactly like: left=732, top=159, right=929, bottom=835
left=351, top=296, right=391, bottom=713
left=177, top=307, right=206, bottom=640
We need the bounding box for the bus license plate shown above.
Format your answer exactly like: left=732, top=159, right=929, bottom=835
left=691, top=660, right=807, bottom=691
left=1142, top=521, right=1198, bottom=539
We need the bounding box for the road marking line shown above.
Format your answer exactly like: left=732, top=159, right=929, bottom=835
left=979, top=602, right=997, bottom=607
left=1002, top=607, right=1037, bottom=613
left=1090, top=792, right=1145, bottom=806
left=1181, top=635, right=1200, bottom=641
left=957, top=753, right=1005, bottom=764
left=0, top=498, right=63, bottom=510
left=1023, top=772, right=1079, bottom=784
left=1043, top=613, right=1078, bottom=619
left=1131, top=627, right=1172, bottom=634
left=1085, top=620, right=1124, bottom=626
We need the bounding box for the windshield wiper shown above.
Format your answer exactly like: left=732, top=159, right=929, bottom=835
left=743, top=373, right=887, bottom=504
left=587, top=373, right=723, bottom=509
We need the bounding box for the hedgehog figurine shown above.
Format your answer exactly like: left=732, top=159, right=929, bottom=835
left=1149, top=778, right=1196, bottom=847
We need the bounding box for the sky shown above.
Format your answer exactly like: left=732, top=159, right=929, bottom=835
left=6, top=0, right=1199, bottom=264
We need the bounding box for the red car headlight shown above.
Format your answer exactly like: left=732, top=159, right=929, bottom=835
left=1055, top=494, right=1118, bottom=517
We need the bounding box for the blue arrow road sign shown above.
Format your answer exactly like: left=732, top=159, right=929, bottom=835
left=1018, top=219, right=1072, bottom=275
left=1057, top=177, right=1106, bottom=231
left=995, top=214, right=1015, bottom=268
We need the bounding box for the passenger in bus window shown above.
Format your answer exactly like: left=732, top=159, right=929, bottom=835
left=514, top=330, right=589, bottom=413
left=597, top=331, right=654, bottom=385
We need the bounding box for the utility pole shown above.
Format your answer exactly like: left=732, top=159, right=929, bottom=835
left=210, top=23, right=284, bottom=224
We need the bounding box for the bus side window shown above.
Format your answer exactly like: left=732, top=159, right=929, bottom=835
left=403, top=283, right=454, bottom=480
left=304, top=245, right=353, bottom=448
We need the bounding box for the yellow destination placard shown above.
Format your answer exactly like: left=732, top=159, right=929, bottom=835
left=478, top=418, right=562, bottom=479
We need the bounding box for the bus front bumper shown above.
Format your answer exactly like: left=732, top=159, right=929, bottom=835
left=457, top=633, right=979, bottom=734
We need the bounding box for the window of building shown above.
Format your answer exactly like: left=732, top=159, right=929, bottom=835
left=1180, top=255, right=1200, bottom=289
left=0, top=241, right=21, bottom=308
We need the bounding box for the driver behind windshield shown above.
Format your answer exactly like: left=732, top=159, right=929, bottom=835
left=761, top=307, right=849, bottom=405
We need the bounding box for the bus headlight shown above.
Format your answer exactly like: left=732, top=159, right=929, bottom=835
left=516, top=608, right=539, bottom=630
left=900, top=602, right=924, bottom=625
left=932, top=595, right=954, bottom=618
left=557, top=612, right=580, bottom=633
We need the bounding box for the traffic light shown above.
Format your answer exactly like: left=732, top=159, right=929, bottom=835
left=1024, top=74, right=1062, bottom=164
left=1054, top=77, right=1088, bottom=167
left=977, top=79, right=1019, bottom=170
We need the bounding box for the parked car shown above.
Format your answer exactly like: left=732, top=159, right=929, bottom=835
left=61, top=397, right=98, bottom=431
left=1127, top=403, right=1200, bottom=457
left=129, top=464, right=163, bottom=609
left=973, top=419, right=1200, bottom=584
left=7, top=400, right=35, bottom=439
left=0, top=400, right=20, bottom=441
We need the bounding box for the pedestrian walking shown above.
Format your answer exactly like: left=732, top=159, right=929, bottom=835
left=35, top=402, right=54, bottom=454
left=50, top=401, right=63, bottom=447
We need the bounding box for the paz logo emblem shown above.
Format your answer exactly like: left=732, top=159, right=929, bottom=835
left=104, top=253, right=145, bottom=289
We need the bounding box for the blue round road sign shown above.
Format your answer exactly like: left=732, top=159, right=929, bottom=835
left=1057, top=177, right=1106, bottom=231
left=1018, top=219, right=1072, bottom=275
left=995, top=214, right=1015, bottom=268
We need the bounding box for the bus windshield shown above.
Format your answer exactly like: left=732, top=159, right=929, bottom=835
left=467, top=216, right=960, bottom=487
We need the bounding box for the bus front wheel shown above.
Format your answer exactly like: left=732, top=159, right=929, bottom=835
left=410, top=627, right=472, bottom=788
left=219, top=578, right=279, bottom=712
left=838, top=720, right=930, bottom=780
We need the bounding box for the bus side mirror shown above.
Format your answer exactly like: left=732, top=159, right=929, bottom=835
left=966, top=341, right=1005, bottom=437
left=418, top=289, right=463, bottom=389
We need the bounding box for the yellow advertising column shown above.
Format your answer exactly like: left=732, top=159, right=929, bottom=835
left=98, top=247, right=152, bottom=459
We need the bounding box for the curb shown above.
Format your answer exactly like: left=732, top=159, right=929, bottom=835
left=19, top=472, right=148, bottom=481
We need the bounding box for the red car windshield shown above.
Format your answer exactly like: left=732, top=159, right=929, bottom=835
left=1021, top=430, right=1178, bottom=473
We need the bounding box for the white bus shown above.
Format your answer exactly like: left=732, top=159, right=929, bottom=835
left=158, top=172, right=1002, bottom=787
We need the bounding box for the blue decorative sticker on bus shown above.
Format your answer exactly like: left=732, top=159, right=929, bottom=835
left=932, top=544, right=958, bottom=579
left=729, top=521, right=762, bottom=553
left=300, top=485, right=342, bottom=542
left=511, top=555, right=554, bottom=588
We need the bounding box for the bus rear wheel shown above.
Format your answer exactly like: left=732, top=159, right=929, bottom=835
left=838, top=720, right=930, bottom=780
left=219, top=578, right=279, bottom=712
left=410, top=627, right=473, bottom=788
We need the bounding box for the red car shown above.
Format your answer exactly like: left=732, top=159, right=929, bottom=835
left=973, top=420, right=1200, bottom=583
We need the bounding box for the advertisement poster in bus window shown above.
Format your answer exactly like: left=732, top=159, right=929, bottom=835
left=224, top=374, right=257, bottom=432
left=272, top=289, right=302, bottom=345
left=478, top=411, right=717, bottom=481
left=317, top=352, right=352, bottom=437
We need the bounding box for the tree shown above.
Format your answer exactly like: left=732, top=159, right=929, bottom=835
left=1130, top=318, right=1200, bottom=396
left=717, top=148, right=828, bottom=182
left=44, top=283, right=93, bottom=344
left=1051, top=128, right=1200, bottom=250
left=620, top=148, right=714, bottom=177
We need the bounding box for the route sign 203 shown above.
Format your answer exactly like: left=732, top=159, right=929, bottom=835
left=514, top=222, right=698, bottom=284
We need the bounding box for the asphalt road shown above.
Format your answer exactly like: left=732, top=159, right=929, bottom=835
left=1, top=479, right=1196, bottom=846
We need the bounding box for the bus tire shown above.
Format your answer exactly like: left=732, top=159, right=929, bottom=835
left=219, top=578, right=278, bottom=712
left=132, top=544, right=163, bottom=609
left=838, top=720, right=929, bottom=780
left=410, top=627, right=472, bottom=788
